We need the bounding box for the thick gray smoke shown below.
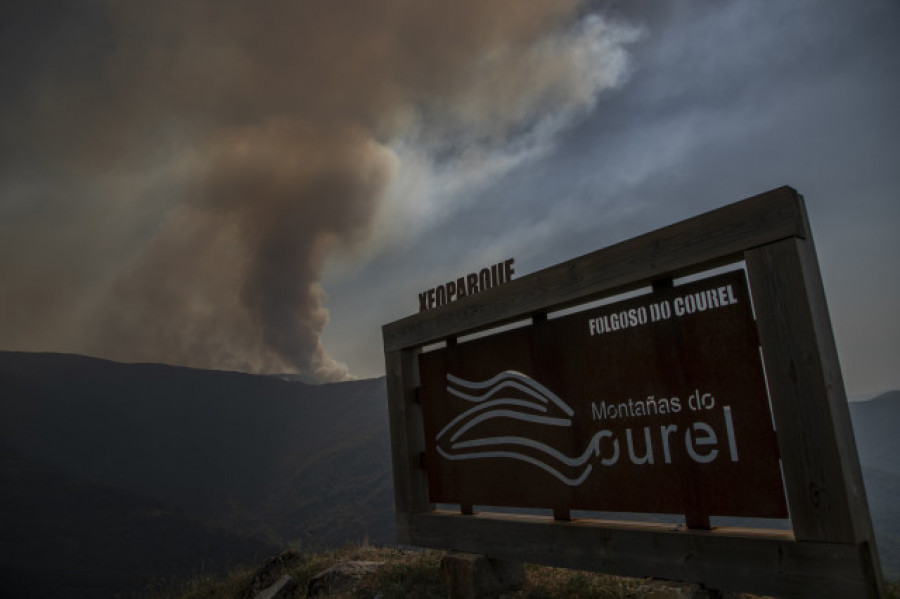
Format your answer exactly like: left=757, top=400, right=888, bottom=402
left=0, top=1, right=638, bottom=381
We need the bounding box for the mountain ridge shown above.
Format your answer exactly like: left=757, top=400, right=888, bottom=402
left=1, top=350, right=393, bottom=545
left=849, top=390, right=900, bottom=477
left=0, top=442, right=279, bottom=598
left=1, top=350, right=394, bottom=596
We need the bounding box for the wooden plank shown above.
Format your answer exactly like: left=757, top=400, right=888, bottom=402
left=407, top=510, right=874, bottom=598
left=384, top=349, right=413, bottom=539
left=384, top=348, right=432, bottom=543
left=745, top=209, right=883, bottom=594
left=746, top=240, right=853, bottom=541
left=383, top=186, right=805, bottom=351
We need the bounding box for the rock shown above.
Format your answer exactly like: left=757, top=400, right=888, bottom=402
left=440, top=552, right=525, bottom=599
left=254, top=574, right=297, bottom=599
left=306, top=560, right=385, bottom=597
left=242, top=549, right=303, bottom=599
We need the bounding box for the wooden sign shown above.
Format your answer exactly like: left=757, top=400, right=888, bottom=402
left=419, top=270, right=786, bottom=518
left=383, top=187, right=884, bottom=597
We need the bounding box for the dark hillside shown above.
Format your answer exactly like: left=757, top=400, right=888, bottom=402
left=0, top=351, right=394, bottom=596
left=0, top=351, right=394, bottom=548
left=850, top=391, right=900, bottom=476
left=850, top=393, right=900, bottom=579
left=0, top=444, right=277, bottom=598
left=862, top=467, right=900, bottom=579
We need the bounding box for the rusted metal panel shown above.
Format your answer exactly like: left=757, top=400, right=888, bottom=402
left=419, top=270, right=786, bottom=519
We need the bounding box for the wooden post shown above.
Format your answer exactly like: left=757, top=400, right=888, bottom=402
left=384, top=347, right=432, bottom=542
left=745, top=195, right=883, bottom=596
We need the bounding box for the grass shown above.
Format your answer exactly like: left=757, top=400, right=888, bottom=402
left=161, top=543, right=639, bottom=599
left=161, top=543, right=900, bottom=599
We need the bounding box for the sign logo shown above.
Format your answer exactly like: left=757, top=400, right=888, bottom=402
left=434, top=370, right=588, bottom=486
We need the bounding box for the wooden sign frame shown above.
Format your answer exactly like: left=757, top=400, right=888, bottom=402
left=382, top=187, right=883, bottom=597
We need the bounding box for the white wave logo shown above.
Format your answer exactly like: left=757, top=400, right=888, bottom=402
left=435, top=370, right=597, bottom=486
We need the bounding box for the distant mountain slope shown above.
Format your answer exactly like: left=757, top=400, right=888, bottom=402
left=0, top=444, right=278, bottom=598
left=0, top=350, right=394, bottom=549
left=861, top=466, right=900, bottom=580
left=850, top=393, right=900, bottom=579
left=0, top=351, right=395, bottom=596
left=850, top=391, right=900, bottom=477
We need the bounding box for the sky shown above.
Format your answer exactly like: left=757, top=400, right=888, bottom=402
left=1, top=1, right=898, bottom=397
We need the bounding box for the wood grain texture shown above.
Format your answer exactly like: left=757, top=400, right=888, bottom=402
left=384, top=348, right=432, bottom=543
left=745, top=212, right=883, bottom=595
left=409, top=510, right=872, bottom=598
left=746, top=241, right=852, bottom=541
left=384, top=186, right=804, bottom=351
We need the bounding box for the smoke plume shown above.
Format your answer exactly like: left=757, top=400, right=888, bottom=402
left=0, top=1, right=638, bottom=381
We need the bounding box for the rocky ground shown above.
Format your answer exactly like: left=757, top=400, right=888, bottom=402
left=161, top=544, right=900, bottom=599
